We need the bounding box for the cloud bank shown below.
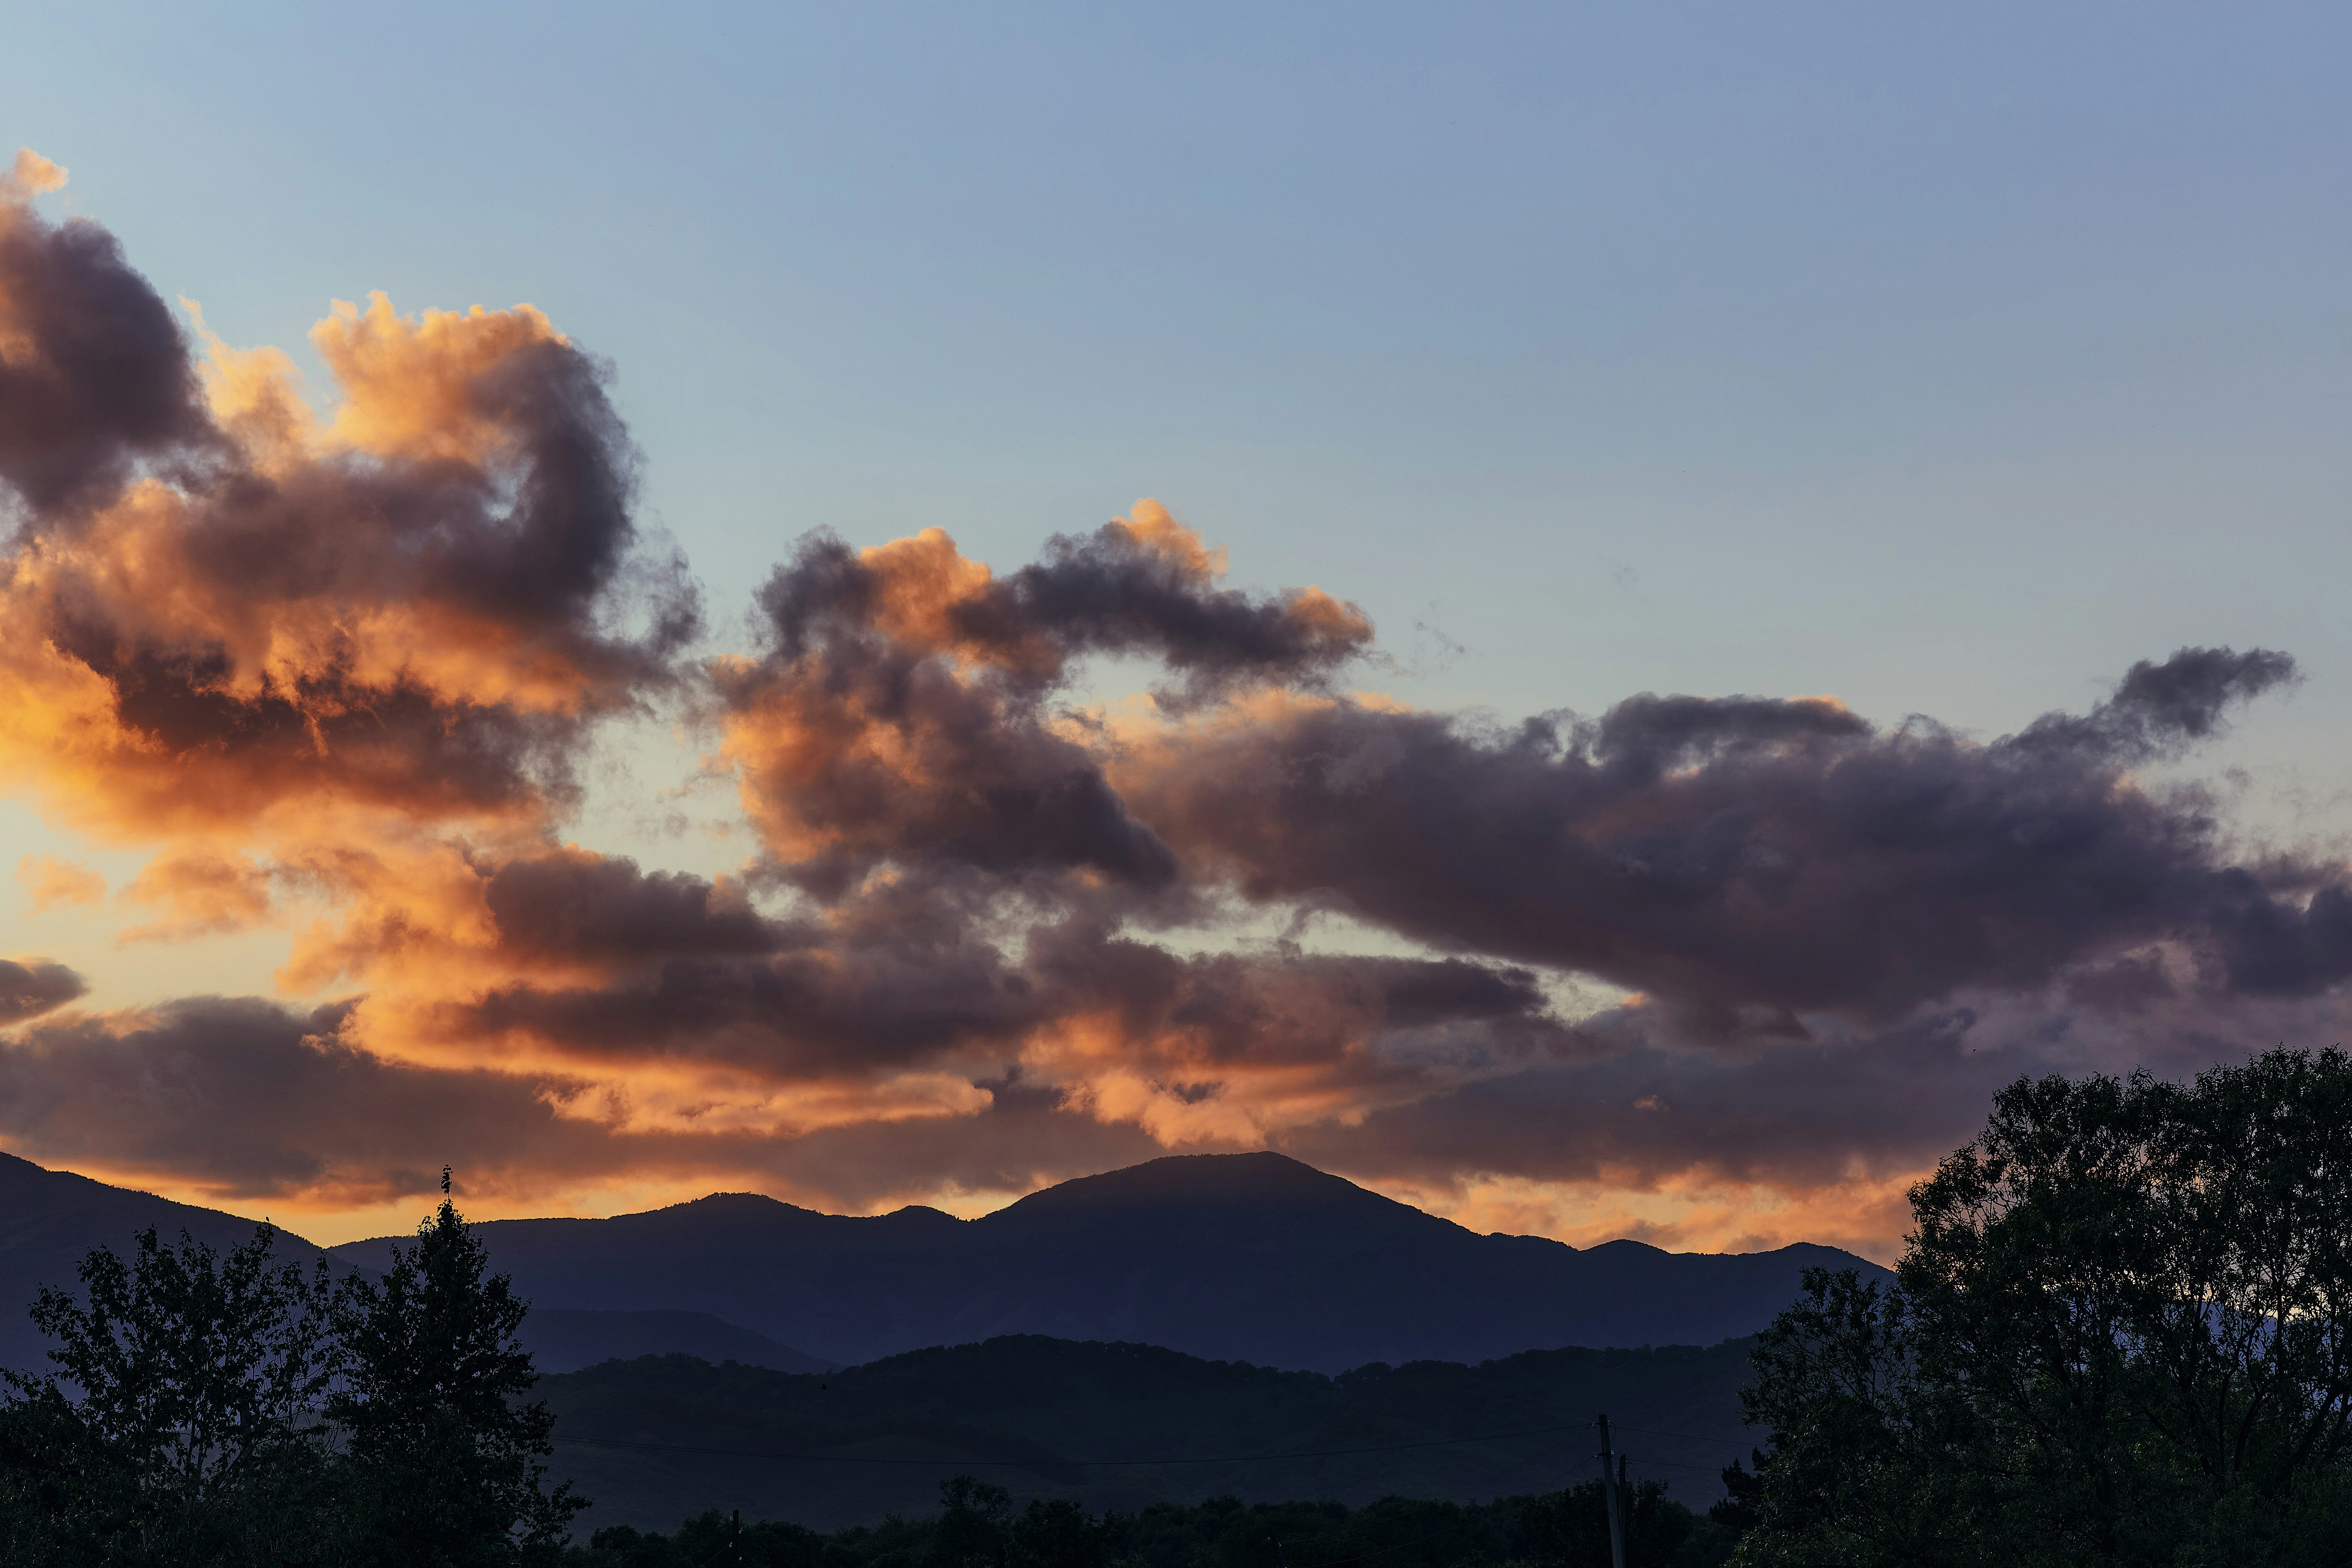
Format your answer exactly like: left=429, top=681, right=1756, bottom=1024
left=0, top=152, right=2343, bottom=1255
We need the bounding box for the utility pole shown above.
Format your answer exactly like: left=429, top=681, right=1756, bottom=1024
left=1596, top=1414, right=1628, bottom=1568
left=1269, top=1537, right=1288, bottom=1568
left=732, top=1507, right=742, bottom=1564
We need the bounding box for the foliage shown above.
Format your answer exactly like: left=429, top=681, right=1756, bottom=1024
left=0, top=1222, right=338, bottom=1566
left=562, top=1476, right=1737, bottom=1568
left=1729, top=1046, right=2352, bottom=1567
left=330, top=1187, right=585, bottom=1565
left=0, top=1174, right=580, bottom=1567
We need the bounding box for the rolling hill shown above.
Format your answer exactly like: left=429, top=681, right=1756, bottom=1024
left=539, top=1333, right=1762, bottom=1534
left=524, top=1309, right=835, bottom=1375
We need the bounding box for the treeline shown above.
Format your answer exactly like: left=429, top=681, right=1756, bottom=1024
left=0, top=1177, right=580, bottom=1567
left=536, top=1333, right=1754, bottom=1530
left=567, top=1476, right=1733, bottom=1568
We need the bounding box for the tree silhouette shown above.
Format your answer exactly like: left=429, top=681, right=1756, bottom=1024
left=2, top=1223, right=336, bottom=1565
left=1730, top=1047, right=2352, bottom=1567
left=330, top=1168, right=584, bottom=1566
left=0, top=1169, right=585, bottom=1567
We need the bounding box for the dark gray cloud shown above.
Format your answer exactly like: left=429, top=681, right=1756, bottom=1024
left=0, top=204, right=216, bottom=516
left=714, top=617, right=1181, bottom=898
left=753, top=518, right=1370, bottom=700
left=1122, top=647, right=2316, bottom=1038
left=482, top=853, right=779, bottom=964
left=0, top=966, right=1553, bottom=1210
left=2011, top=646, right=2299, bottom=761
left=446, top=855, right=1563, bottom=1090
left=720, top=515, right=1376, bottom=898
left=0, top=997, right=620, bottom=1199
left=951, top=518, right=1374, bottom=703
left=0, top=959, right=87, bottom=1025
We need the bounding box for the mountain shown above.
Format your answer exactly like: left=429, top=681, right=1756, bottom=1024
left=0, top=1153, right=830, bottom=1378
left=539, top=1333, right=1760, bottom=1533
left=0, top=1151, right=339, bottom=1374
left=522, top=1309, right=834, bottom=1375
left=334, top=1152, right=1888, bottom=1372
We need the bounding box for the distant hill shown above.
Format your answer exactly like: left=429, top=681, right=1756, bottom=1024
left=0, top=1154, right=830, bottom=1378
left=0, top=1152, right=339, bottom=1374
left=335, top=1152, right=1888, bottom=1372
left=540, top=1333, right=1761, bottom=1534
left=523, top=1309, right=835, bottom=1375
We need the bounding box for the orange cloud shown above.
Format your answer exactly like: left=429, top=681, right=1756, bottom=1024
left=118, top=848, right=275, bottom=944
left=3, top=149, right=65, bottom=200
left=1394, top=1168, right=1919, bottom=1266
left=311, top=291, right=565, bottom=463
left=16, top=853, right=103, bottom=912
left=1113, top=498, right=1227, bottom=578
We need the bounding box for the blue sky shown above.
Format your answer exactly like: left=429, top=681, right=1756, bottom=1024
left=7, top=6, right=2342, bottom=698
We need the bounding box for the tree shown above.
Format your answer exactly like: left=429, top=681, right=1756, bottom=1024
left=0, top=1223, right=337, bottom=1567
left=329, top=1169, right=585, bottom=1567
left=0, top=1175, right=587, bottom=1565
left=1005, top=1497, right=1109, bottom=1568
left=1731, top=1047, right=2352, bottom=1567
left=928, top=1475, right=1011, bottom=1568
left=1726, top=1267, right=2006, bottom=1567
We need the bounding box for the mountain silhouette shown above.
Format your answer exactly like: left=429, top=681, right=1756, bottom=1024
left=0, top=1152, right=830, bottom=1377
left=333, top=1151, right=1888, bottom=1371
left=0, top=1151, right=340, bottom=1374
left=522, top=1309, right=835, bottom=1374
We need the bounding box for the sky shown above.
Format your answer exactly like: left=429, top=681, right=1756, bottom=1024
left=0, top=4, right=2347, bottom=1255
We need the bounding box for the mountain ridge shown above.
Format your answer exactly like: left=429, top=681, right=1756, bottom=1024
left=329, top=1150, right=1883, bottom=1371
left=0, top=1150, right=342, bottom=1374
left=0, top=1153, right=837, bottom=1378
left=0, top=1147, right=1885, bottom=1377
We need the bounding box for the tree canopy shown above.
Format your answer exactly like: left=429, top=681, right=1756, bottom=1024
left=1729, top=1046, right=2352, bottom=1566
left=0, top=1176, right=581, bottom=1568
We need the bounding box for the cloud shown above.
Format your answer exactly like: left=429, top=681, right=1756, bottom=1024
left=2012, top=646, right=2300, bottom=761
left=117, top=848, right=274, bottom=944
left=0, top=996, right=624, bottom=1202
left=423, top=858, right=1565, bottom=1120
left=16, top=854, right=103, bottom=912
left=0, top=990, right=1179, bottom=1215
left=754, top=503, right=1370, bottom=700
left=0, top=168, right=214, bottom=516
left=0, top=179, right=698, bottom=852
left=4, top=150, right=66, bottom=198
left=1113, top=647, right=2315, bottom=1038
left=0, top=959, right=86, bottom=1025
left=718, top=506, right=1359, bottom=900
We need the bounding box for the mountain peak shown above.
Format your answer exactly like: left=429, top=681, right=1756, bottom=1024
left=983, top=1151, right=1419, bottom=1222
left=665, top=1191, right=812, bottom=1217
